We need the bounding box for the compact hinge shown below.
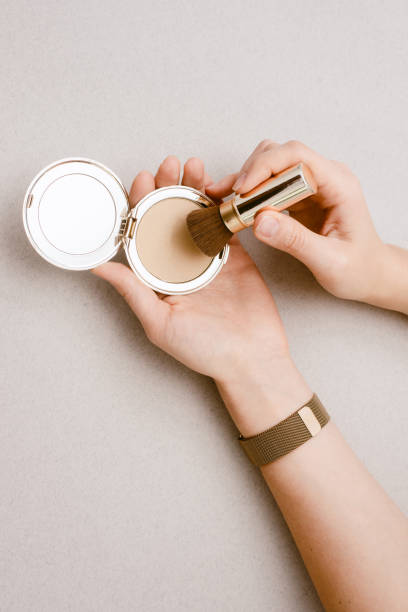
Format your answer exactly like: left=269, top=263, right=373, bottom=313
left=119, top=215, right=136, bottom=240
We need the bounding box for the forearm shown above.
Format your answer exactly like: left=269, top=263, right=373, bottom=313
left=263, top=421, right=408, bottom=611
left=366, top=244, right=408, bottom=315
left=217, top=371, right=408, bottom=611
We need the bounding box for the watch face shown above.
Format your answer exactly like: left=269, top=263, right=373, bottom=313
left=23, top=158, right=129, bottom=270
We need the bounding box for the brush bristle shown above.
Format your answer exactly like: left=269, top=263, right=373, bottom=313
left=187, top=206, right=233, bottom=257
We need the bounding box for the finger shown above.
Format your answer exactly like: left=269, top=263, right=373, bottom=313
left=207, top=141, right=279, bottom=199
left=204, top=172, right=213, bottom=189
left=181, top=157, right=205, bottom=190
left=92, top=262, right=169, bottom=336
left=253, top=209, right=334, bottom=272
left=155, top=156, right=181, bottom=188
left=254, top=139, right=277, bottom=154
left=206, top=173, right=239, bottom=200
left=240, top=139, right=279, bottom=174
left=233, top=140, right=331, bottom=193
left=129, top=170, right=155, bottom=206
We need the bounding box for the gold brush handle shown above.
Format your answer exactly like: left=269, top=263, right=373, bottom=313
left=219, top=163, right=317, bottom=233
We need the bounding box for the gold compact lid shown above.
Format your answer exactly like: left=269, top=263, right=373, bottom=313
left=23, top=158, right=129, bottom=270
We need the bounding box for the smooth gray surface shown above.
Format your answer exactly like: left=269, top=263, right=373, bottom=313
left=1, top=1, right=407, bottom=610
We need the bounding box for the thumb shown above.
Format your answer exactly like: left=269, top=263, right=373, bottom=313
left=253, top=210, right=329, bottom=272
left=92, top=262, right=168, bottom=333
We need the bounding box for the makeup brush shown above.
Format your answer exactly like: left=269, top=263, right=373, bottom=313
left=187, top=163, right=317, bottom=257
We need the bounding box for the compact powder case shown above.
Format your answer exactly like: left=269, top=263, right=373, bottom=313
left=23, top=158, right=229, bottom=295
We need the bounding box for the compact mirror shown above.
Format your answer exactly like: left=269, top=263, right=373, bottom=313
left=23, top=159, right=129, bottom=270
left=23, top=158, right=229, bottom=295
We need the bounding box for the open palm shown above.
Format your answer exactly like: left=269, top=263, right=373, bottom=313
left=93, top=156, right=289, bottom=383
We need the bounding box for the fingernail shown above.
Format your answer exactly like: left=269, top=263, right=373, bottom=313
left=232, top=173, right=247, bottom=192
left=255, top=214, right=279, bottom=238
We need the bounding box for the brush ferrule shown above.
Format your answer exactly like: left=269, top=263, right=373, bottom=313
left=219, top=198, right=248, bottom=233
left=222, top=163, right=317, bottom=233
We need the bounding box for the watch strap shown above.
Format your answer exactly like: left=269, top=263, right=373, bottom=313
left=239, top=394, right=329, bottom=466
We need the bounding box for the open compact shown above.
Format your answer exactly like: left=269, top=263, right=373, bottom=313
left=22, top=158, right=229, bottom=295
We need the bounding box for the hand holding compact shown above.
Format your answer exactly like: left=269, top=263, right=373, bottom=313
left=92, top=156, right=290, bottom=380
left=93, top=156, right=311, bottom=435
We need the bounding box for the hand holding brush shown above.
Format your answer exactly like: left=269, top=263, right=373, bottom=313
left=187, top=161, right=316, bottom=257
left=198, top=139, right=407, bottom=312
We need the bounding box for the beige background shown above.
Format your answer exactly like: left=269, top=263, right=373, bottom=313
left=1, top=1, right=407, bottom=610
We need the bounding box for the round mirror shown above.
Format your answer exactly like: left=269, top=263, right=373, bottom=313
left=23, top=159, right=129, bottom=270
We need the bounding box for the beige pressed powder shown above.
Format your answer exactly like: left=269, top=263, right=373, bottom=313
left=136, top=197, right=213, bottom=283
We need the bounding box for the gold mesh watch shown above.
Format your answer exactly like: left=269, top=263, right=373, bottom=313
left=239, top=394, right=329, bottom=466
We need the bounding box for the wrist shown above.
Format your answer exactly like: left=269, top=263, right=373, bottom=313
left=215, top=356, right=312, bottom=437
left=363, top=243, right=408, bottom=314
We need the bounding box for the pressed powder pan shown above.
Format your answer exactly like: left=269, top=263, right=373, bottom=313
left=22, top=158, right=229, bottom=295
left=135, top=197, right=213, bottom=283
